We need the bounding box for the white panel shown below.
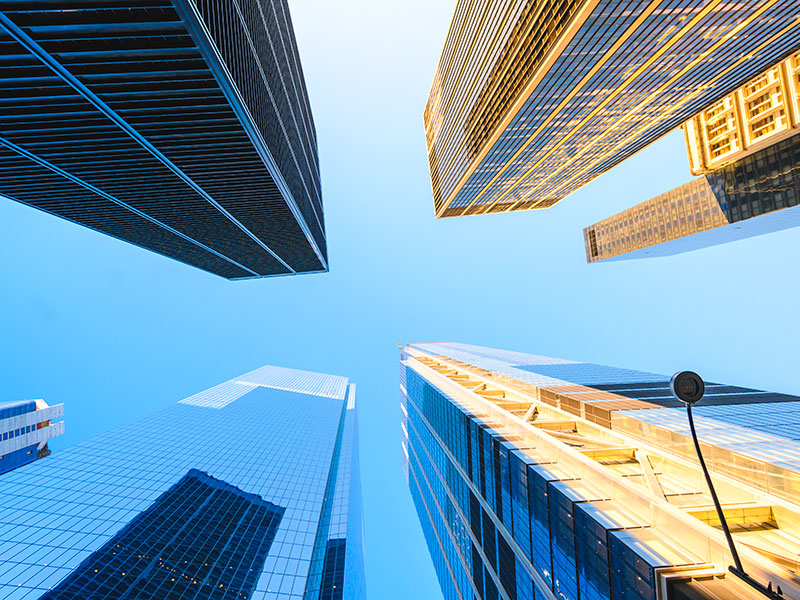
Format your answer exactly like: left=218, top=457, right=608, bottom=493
left=0, top=405, right=64, bottom=436
left=238, top=365, right=348, bottom=400
left=0, top=421, right=64, bottom=456
left=178, top=380, right=258, bottom=409
left=179, top=365, right=349, bottom=409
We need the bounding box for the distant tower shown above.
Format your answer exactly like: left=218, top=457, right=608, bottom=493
left=424, top=0, right=800, bottom=218
left=0, top=399, right=63, bottom=475
left=0, top=365, right=365, bottom=599
left=0, top=1, right=326, bottom=278
left=401, top=342, right=800, bottom=600
left=584, top=52, right=800, bottom=262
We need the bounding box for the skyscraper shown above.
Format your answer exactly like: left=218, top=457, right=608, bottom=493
left=401, top=342, right=800, bottom=600
left=424, top=0, right=800, bottom=218
left=584, top=53, right=800, bottom=262
left=0, top=365, right=365, bottom=600
left=0, top=399, right=63, bottom=476
left=0, top=1, right=326, bottom=279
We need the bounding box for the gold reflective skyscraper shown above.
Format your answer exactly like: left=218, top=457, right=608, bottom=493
left=424, top=0, right=800, bottom=218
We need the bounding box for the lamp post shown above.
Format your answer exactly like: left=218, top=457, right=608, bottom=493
left=671, top=371, right=784, bottom=599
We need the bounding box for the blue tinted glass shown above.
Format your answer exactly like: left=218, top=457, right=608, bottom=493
left=0, top=368, right=364, bottom=600
left=42, top=469, right=284, bottom=599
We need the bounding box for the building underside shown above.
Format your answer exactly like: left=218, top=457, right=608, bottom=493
left=0, top=1, right=326, bottom=279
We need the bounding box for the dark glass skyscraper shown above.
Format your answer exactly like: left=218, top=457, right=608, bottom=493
left=424, top=0, right=800, bottom=218
left=0, top=365, right=365, bottom=600
left=401, top=342, right=800, bottom=600
left=0, top=1, right=326, bottom=279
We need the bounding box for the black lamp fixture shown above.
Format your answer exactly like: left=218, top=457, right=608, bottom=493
left=671, top=371, right=784, bottom=599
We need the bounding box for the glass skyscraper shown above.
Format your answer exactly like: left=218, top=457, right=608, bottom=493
left=0, top=365, right=365, bottom=600
left=401, top=342, right=800, bottom=600
left=424, top=0, right=800, bottom=218
left=0, top=399, right=64, bottom=476
left=0, top=1, right=326, bottom=279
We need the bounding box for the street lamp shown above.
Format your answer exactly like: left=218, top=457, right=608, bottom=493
left=671, top=371, right=784, bottom=599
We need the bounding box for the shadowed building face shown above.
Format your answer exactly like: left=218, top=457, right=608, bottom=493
left=424, top=0, right=800, bottom=218
left=41, top=469, right=286, bottom=600
left=0, top=1, right=326, bottom=279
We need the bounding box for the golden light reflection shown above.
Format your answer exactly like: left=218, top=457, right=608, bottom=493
left=404, top=346, right=800, bottom=596
left=686, top=52, right=800, bottom=174
left=423, top=0, right=800, bottom=219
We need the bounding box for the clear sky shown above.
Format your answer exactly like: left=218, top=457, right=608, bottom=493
left=2, top=1, right=800, bottom=598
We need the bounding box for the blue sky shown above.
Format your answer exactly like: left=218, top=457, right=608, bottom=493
left=2, top=1, right=800, bottom=598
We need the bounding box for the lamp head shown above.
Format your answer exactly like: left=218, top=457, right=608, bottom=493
left=670, top=371, right=705, bottom=404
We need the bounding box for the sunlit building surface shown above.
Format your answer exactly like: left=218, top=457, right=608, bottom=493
left=0, top=366, right=365, bottom=600
left=583, top=129, right=800, bottom=262
left=0, top=2, right=326, bottom=279
left=685, top=52, right=800, bottom=175
left=0, top=400, right=63, bottom=476
left=401, top=342, right=800, bottom=600
left=424, top=0, right=800, bottom=218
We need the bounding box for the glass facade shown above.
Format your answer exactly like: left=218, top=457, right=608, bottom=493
left=583, top=128, right=800, bottom=262
left=0, top=365, right=365, bottom=600
left=0, top=400, right=64, bottom=476
left=424, top=0, right=800, bottom=218
left=42, top=469, right=285, bottom=599
left=0, top=1, right=326, bottom=279
left=401, top=342, right=800, bottom=600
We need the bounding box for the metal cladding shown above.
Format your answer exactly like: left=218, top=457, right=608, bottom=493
left=0, top=1, right=325, bottom=279
left=424, top=0, right=800, bottom=218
